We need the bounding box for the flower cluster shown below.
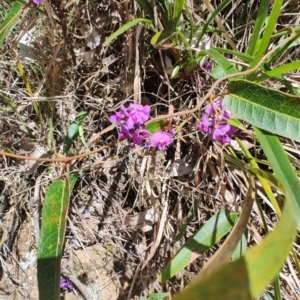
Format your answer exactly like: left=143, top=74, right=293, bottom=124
left=109, top=103, right=173, bottom=150
left=33, top=0, right=46, bottom=4
left=60, top=277, right=73, bottom=292
left=109, top=103, right=151, bottom=148
left=197, top=100, right=236, bottom=144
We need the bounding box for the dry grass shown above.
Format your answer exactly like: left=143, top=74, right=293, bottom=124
left=0, top=0, right=300, bottom=299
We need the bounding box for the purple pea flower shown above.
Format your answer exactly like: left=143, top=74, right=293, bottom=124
left=33, top=0, right=46, bottom=4
left=150, top=131, right=173, bottom=151
left=109, top=103, right=151, bottom=147
left=60, top=277, right=73, bottom=292
left=197, top=100, right=237, bottom=144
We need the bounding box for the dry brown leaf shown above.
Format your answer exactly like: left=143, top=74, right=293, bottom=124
left=124, top=207, right=159, bottom=232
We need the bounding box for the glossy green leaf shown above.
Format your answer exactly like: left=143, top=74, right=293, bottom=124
left=223, top=80, right=300, bottom=141
left=0, top=1, right=24, bottom=47
left=159, top=210, right=238, bottom=282
left=37, top=175, right=77, bottom=300
left=104, top=18, right=154, bottom=45
left=172, top=186, right=297, bottom=300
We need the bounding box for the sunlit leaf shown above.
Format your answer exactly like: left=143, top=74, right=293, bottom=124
left=37, top=174, right=78, bottom=300
left=172, top=186, right=297, bottom=300
left=254, top=128, right=300, bottom=227
left=64, top=111, right=88, bottom=154
left=0, top=1, right=23, bottom=47
left=146, top=120, right=166, bottom=133
left=104, top=18, right=154, bottom=45
left=159, top=210, right=238, bottom=282
left=223, top=80, right=300, bottom=141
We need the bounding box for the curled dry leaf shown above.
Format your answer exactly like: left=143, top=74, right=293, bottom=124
left=124, top=207, right=159, bottom=233
left=24, top=145, right=49, bottom=174
left=169, top=159, right=193, bottom=177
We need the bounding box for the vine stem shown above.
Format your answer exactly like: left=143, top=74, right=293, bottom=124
left=0, top=29, right=295, bottom=163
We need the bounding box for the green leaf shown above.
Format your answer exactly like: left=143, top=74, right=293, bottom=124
left=213, top=48, right=254, bottom=63
left=104, top=18, right=155, bottom=45
left=231, top=230, right=247, bottom=261
left=249, top=0, right=283, bottom=68
left=37, top=175, right=77, bottom=300
left=265, top=61, right=300, bottom=77
left=172, top=0, right=185, bottom=29
left=186, top=48, right=238, bottom=74
left=150, top=30, right=172, bottom=46
left=246, top=0, right=269, bottom=56
left=195, top=0, right=232, bottom=48
left=0, top=1, right=24, bottom=47
left=134, top=0, right=154, bottom=20
left=172, top=187, right=297, bottom=300
left=159, top=210, right=237, bottom=282
left=146, top=119, right=166, bottom=133
left=148, top=292, right=169, bottom=299
left=223, top=80, right=300, bottom=141
left=64, top=111, right=88, bottom=154
left=254, top=128, right=300, bottom=228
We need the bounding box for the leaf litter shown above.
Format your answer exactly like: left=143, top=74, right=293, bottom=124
left=0, top=0, right=300, bottom=299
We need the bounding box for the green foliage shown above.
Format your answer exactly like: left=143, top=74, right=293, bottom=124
left=160, top=210, right=238, bottom=282
left=0, top=1, right=23, bottom=47
left=173, top=191, right=297, bottom=300
left=145, top=119, right=167, bottom=133
left=223, top=80, right=300, bottom=141
left=64, top=111, right=89, bottom=155
left=37, top=174, right=77, bottom=300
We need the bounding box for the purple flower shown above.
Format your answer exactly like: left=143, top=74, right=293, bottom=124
left=33, top=0, right=46, bottom=4
left=204, top=63, right=212, bottom=72
left=60, top=277, right=73, bottom=292
left=150, top=131, right=173, bottom=151
left=225, top=54, right=233, bottom=59
left=109, top=103, right=151, bottom=147
left=197, top=100, right=237, bottom=144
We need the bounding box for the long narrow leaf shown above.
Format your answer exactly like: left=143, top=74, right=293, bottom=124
left=104, top=18, right=154, bottom=45
left=172, top=187, right=297, bottom=300
left=254, top=128, right=300, bottom=227
left=246, top=0, right=269, bottom=56
left=172, top=0, right=185, bottom=29
left=249, top=0, right=283, bottom=68
left=134, top=0, right=154, bottom=19
left=0, top=1, right=24, bottom=47
left=265, top=61, right=300, bottom=77
left=195, top=0, right=231, bottom=48
left=160, top=209, right=237, bottom=282
left=37, top=175, right=77, bottom=300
